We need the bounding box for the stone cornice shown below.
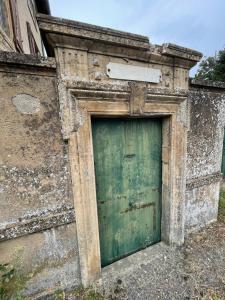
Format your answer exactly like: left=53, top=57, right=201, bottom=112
left=37, top=14, right=150, bottom=50
left=37, top=14, right=202, bottom=68
left=162, top=43, right=202, bottom=62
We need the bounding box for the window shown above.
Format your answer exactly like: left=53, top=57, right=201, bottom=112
left=26, top=21, right=39, bottom=55
left=9, top=0, right=23, bottom=52
left=0, top=0, right=10, bottom=36
left=27, top=0, right=37, bottom=31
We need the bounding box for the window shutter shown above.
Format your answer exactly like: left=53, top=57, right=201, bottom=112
left=26, top=21, right=39, bottom=55
left=9, top=0, right=23, bottom=52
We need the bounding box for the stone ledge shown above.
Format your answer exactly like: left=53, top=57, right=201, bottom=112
left=162, top=43, right=202, bottom=62
left=186, top=171, right=222, bottom=190
left=0, top=206, right=75, bottom=242
left=0, top=51, right=56, bottom=69
left=190, top=78, right=225, bottom=89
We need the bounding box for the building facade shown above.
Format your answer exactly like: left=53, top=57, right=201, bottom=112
left=0, top=0, right=50, bottom=55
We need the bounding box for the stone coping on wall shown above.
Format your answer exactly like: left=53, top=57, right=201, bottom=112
left=0, top=51, right=56, bottom=69
left=186, top=171, right=222, bottom=190
left=0, top=205, right=75, bottom=242
left=190, top=78, right=225, bottom=90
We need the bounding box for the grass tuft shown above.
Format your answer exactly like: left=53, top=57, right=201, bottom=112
left=218, top=188, right=225, bottom=221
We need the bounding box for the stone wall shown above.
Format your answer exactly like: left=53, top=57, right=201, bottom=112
left=186, top=79, right=225, bottom=231
left=1, top=50, right=225, bottom=297
left=0, top=52, right=81, bottom=298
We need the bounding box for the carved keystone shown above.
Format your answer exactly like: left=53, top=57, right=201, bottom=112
left=129, top=82, right=147, bottom=115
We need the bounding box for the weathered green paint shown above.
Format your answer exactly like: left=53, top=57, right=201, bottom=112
left=92, top=118, right=162, bottom=267
left=222, top=128, right=225, bottom=176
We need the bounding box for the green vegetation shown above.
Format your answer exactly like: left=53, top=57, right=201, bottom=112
left=218, top=188, right=225, bottom=222
left=195, top=46, right=225, bottom=82
left=72, top=287, right=105, bottom=300
left=0, top=263, right=26, bottom=300
left=54, top=286, right=105, bottom=300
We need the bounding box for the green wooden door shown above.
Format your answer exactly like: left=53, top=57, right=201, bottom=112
left=92, top=118, right=162, bottom=267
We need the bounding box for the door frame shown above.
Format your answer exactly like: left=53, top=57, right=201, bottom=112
left=66, top=82, right=187, bottom=287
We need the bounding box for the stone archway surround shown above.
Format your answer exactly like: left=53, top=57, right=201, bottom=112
left=66, top=81, right=187, bottom=286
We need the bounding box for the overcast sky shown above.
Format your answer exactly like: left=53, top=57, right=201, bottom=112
left=49, top=0, right=225, bottom=75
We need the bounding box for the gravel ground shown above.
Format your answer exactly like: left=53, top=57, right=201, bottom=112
left=64, top=220, right=225, bottom=300
left=95, top=221, right=225, bottom=300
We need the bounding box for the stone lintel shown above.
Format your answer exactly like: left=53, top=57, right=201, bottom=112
left=64, top=80, right=188, bottom=97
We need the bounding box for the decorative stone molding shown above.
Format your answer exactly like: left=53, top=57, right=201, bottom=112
left=58, top=80, right=188, bottom=139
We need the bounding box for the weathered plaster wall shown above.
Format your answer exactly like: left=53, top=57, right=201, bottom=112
left=0, top=223, right=81, bottom=298
left=0, top=52, right=80, bottom=298
left=186, top=79, right=225, bottom=231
